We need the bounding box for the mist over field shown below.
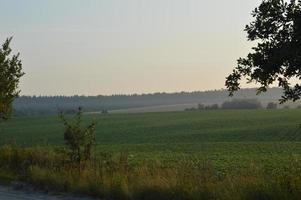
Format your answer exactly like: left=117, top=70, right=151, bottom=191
left=13, top=88, right=296, bottom=116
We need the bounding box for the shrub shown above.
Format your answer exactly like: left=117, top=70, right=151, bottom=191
left=198, top=104, right=205, bottom=110
left=205, top=104, right=219, bottom=110
left=102, top=109, right=109, bottom=114
left=222, top=99, right=262, bottom=110
left=266, top=102, right=278, bottom=109
left=185, top=107, right=197, bottom=111
left=59, top=107, right=96, bottom=168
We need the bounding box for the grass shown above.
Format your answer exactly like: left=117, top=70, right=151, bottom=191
left=1, top=109, right=301, bottom=168
left=1, top=109, right=301, bottom=199
left=1, top=145, right=301, bottom=200
left=2, top=110, right=301, bottom=143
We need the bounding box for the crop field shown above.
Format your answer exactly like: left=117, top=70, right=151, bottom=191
left=1, top=109, right=301, bottom=170
left=2, top=109, right=301, bottom=199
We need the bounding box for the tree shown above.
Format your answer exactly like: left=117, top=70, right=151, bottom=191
left=226, top=0, right=301, bottom=103
left=221, top=99, right=262, bottom=109
left=283, top=105, right=291, bottom=109
left=266, top=102, right=278, bottom=109
left=198, top=103, right=205, bottom=110
left=0, top=37, right=24, bottom=121
left=59, top=107, right=96, bottom=168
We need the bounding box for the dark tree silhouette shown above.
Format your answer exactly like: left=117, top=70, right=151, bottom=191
left=0, top=37, right=24, bottom=121
left=226, top=0, right=301, bottom=103
left=221, top=99, right=262, bottom=110
left=266, top=102, right=278, bottom=109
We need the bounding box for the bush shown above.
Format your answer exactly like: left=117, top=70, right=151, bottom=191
left=185, top=107, right=197, bottom=111
left=266, top=102, right=278, bottom=109
left=194, top=103, right=220, bottom=111
left=59, top=107, right=96, bottom=168
left=221, top=99, right=262, bottom=110
left=205, top=104, right=219, bottom=110
left=198, top=104, right=205, bottom=110
left=101, top=109, right=109, bottom=114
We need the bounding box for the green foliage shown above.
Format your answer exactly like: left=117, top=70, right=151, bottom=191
left=267, top=102, right=278, bottom=109
left=221, top=99, right=262, bottom=109
left=198, top=103, right=205, bottom=110
left=284, top=105, right=291, bottom=109
left=0, top=37, right=24, bottom=121
left=186, top=103, right=220, bottom=111
left=59, top=107, right=96, bottom=167
left=226, top=0, right=301, bottom=103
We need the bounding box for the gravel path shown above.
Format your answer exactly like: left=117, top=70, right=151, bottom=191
left=0, top=185, right=97, bottom=200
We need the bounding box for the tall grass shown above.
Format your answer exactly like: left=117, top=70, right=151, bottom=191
left=0, top=145, right=301, bottom=200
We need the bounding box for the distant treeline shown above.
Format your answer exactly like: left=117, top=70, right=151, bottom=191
left=186, top=99, right=301, bottom=111
left=13, top=88, right=283, bottom=116
left=222, top=99, right=262, bottom=109
left=185, top=99, right=263, bottom=111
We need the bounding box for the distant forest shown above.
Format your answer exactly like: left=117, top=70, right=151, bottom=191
left=12, top=88, right=286, bottom=116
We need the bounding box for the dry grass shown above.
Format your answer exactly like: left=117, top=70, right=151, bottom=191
left=0, top=145, right=301, bottom=200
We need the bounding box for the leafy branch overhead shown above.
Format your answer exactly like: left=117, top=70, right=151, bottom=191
left=0, top=37, right=24, bottom=120
left=226, top=0, right=301, bottom=103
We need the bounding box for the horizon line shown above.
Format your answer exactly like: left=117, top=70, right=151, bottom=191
left=19, top=87, right=281, bottom=97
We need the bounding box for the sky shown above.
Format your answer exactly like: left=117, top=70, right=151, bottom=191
left=0, top=0, right=262, bottom=96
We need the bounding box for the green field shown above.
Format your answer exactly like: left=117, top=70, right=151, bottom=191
left=1, top=109, right=301, bottom=170
left=2, top=109, right=301, bottom=199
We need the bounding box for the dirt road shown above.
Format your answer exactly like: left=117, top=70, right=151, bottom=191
left=0, top=185, right=97, bottom=200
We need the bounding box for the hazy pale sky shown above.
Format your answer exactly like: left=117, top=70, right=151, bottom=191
left=0, top=0, right=262, bottom=95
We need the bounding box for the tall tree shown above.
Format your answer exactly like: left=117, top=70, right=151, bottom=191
left=0, top=37, right=24, bottom=121
left=226, top=0, right=301, bottom=103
